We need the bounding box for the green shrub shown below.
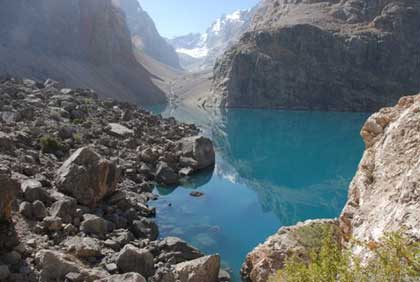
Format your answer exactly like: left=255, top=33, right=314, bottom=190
left=40, top=135, right=63, bottom=154
left=270, top=229, right=420, bottom=282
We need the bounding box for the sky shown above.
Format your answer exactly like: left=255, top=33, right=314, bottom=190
left=139, top=0, right=260, bottom=38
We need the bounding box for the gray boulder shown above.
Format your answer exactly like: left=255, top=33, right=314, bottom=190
left=80, top=214, right=108, bottom=237
left=64, top=236, right=102, bottom=258
left=177, top=136, right=215, bottom=170
left=56, top=147, right=121, bottom=207
left=175, top=255, right=220, bottom=282
left=158, top=237, right=203, bottom=263
left=21, top=179, right=51, bottom=204
left=116, top=244, right=154, bottom=278
left=155, top=162, right=179, bottom=185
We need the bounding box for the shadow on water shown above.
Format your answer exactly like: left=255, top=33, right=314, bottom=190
left=148, top=103, right=369, bottom=281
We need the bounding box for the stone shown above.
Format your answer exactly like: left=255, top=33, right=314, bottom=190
left=32, top=200, right=47, bottom=220
left=158, top=237, right=203, bottom=263
left=1, top=250, right=21, bottom=265
left=177, top=136, right=215, bottom=170
left=0, top=265, right=10, bottom=280
left=35, top=250, right=107, bottom=282
left=218, top=269, right=231, bottom=282
left=80, top=214, right=108, bottom=237
left=97, top=272, right=147, bottom=282
left=107, top=123, right=134, bottom=138
left=21, top=179, right=50, bottom=203
left=50, top=197, right=77, bottom=224
left=56, top=147, right=121, bottom=207
left=0, top=169, right=18, bottom=222
left=190, top=191, right=204, bottom=198
left=116, top=245, right=154, bottom=278
left=130, top=218, right=159, bottom=240
left=65, top=236, right=102, bottom=258
left=19, top=201, right=33, bottom=219
left=42, top=216, right=63, bottom=232
left=155, top=162, right=179, bottom=185
left=175, top=255, right=221, bottom=282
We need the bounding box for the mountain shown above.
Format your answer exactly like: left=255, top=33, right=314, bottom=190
left=169, top=8, right=257, bottom=72
left=115, top=0, right=181, bottom=69
left=210, top=0, right=420, bottom=112
left=0, top=0, right=166, bottom=105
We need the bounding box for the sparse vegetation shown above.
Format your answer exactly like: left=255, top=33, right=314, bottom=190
left=270, top=229, right=420, bottom=282
left=40, top=135, right=63, bottom=154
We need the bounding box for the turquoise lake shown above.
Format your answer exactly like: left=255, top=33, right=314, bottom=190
left=148, top=104, right=369, bottom=281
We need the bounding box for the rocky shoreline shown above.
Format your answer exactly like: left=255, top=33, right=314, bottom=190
left=241, top=93, right=420, bottom=282
left=0, top=77, right=225, bottom=282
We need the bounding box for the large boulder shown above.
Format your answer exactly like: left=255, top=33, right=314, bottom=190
left=35, top=250, right=107, bottom=282
left=158, top=237, right=203, bottom=263
left=174, top=255, right=221, bottom=282
left=116, top=244, right=154, bottom=278
left=0, top=168, right=18, bottom=222
left=177, top=136, right=215, bottom=171
left=55, top=147, right=121, bottom=207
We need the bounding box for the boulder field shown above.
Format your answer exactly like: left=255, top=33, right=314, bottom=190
left=241, top=93, right=420, bottom=281
left=0, top=77, right=222, bottom=282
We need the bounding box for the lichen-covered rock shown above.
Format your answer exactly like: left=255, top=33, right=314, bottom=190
left=212, top=0, right=420, bottom=112
left=340, top=94, right=420, bottom=245
left=174, top=255, right=221, bottom=282
left=241, top=219, right=338, bottom=282
left=56, top=147, right=121, bottom=207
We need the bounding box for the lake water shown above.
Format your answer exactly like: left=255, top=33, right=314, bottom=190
left=148, top=104, right=369, bottom=281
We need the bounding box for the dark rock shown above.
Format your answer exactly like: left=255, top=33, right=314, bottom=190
left=19, top=201, right=33, bottom=219
left=155, top=162, right=179, bottom=185
left=21, top=179, right=51, bottom=204
left=50, top=197, right=77, bottom=224
left=130, top=218, right=159, bottom=240
left=190, top=191, right=204, bottom=198
left=80, top=214, right=108, bottom=237
left=177, top=136, right=215, bottom=170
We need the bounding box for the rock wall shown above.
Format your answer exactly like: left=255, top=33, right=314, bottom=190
left=115, top=0, right=181, bottom=69
left=211, top=0, right=420, bottom=112
left=242, top=93, right=420, bottom=281
left=0, top=0, right=166, bottom=105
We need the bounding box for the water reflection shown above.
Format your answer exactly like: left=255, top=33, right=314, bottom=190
left=149, top=103, right=369, bottom=279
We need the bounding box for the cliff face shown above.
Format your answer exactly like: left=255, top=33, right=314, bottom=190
left=241, top=93, right=420, bottom=281
left=211, top=0, right=420, bottom=112
left=115, top=0, right=181, bottom=69
left=0, top=0, right=166, bottom=105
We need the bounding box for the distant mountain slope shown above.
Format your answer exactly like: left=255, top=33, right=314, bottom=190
left=169, top=8, right=257, bottom=72
left=0, top=0, right=166, bottom=105
left=211, top=0, right=420, bottom=112
left=115, top=0, right=181, bottom=70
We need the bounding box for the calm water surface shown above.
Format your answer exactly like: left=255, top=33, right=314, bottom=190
left=148, top=104, right=369, bottom=281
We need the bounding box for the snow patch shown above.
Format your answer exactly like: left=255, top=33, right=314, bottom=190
left=176, top=47, right=209, bottom=58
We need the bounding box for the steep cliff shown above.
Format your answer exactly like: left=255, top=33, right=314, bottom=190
left=0, top=0, right=166, bottom=105
left=211, top=0, right=420, bottom=112
left=115, top=0, right=181, bottom=70
left=241, top=93, right=420, bottom=281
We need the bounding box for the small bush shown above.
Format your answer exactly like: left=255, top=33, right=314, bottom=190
left=270, top=229, right=420, bottom=282
left=40, top=135, right=63, bottom=154
left=72, top=133, right=82, bottom=143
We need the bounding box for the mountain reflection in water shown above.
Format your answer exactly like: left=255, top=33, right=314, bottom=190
left=148, top=103, right=369, bottom=280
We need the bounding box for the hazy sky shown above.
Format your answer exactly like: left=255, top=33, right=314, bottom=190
left=139, top=0, right=260, bottom=38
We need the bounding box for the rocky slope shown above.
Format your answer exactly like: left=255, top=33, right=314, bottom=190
left=169, top=9, right=257, bottom=72
left=0, top=77, right=223, bottom=282
left=241, top=93, right=420, bottom=281
left=211, top=0, right=420, bottom=112
left=115, top=0, right=181, bottom=70
left=0, top=0, right=166, bottom=105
